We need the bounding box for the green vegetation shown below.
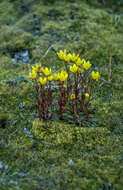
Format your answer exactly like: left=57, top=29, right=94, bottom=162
left=0, top=0, right=123, bottom=189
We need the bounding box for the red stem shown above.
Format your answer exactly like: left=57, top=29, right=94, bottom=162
left=80, top=73, right=87, bottom=112
left=64, top=61, right=71, bottom=100
left=40, top=84, right=45, bottom=119
left=72, top=102, right=75, bottom=114
left=59, top=82, right=63, bottom=119
left=47, top=82, right=52, bottom=119
left=74, top=74, right=79, bottom=113
left=35, top=82, right=41, bottom=119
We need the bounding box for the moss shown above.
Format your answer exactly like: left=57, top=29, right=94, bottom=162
left=96, top=100, right=123, bottom=134
left=0, top=113, right=11, bottom=129
left=15, top=13, right=42, bottom=34
left=0, top=25, right=33, bottom=52
left=0, top=56, right=29, bottom=81
left=0, top=117, right=122, bottom=189
left=20, top=119, right=122, bottom=190
left=33, top=119, right=111, bottom=146
left=0, top=1, right=19, bottom=24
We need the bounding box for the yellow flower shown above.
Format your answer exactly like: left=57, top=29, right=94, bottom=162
left=32, top=65, right=36, bottom=71
left=70, top=64, right=78, bottom=73
left=61, top=70, right=68, bottom=75
left=85, top=93, right=89, bottom=99
left=83, top=61, right=91, bottom=70
left=76, top=58, right=83, bottom=66
left=57, top=49, right=67, bottom=60
left=43, top=67, right=52, bottom=76
left=70, top=94, right=75, bottom=100
left=48, top=75, right=53, bottom=81
left=91, top=71, right=100, bottom=81
left=78, top=68, right=84, bottom=74
left=63, top=84, right=66, bottom=88
left=53, top=73, right=59, bottom=81
left=36, top=66, right=42, bottom=73
left=28, top=71, right=37, bottom=79
left=32, top=65, right=42, bottom=73
left=39, top=77, right=47, bottom=85
left=64, top=53, right=72, bottom=62
left=57, top=50, right=79, bottom=63
left=59, top=70, right=68, bottom=82
left=81, top=59, right=86, bottom=64
left=71, top=53, right=79, bottom=62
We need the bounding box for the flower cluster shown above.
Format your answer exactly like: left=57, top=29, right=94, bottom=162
left=29, top=65, right=69, bottom=83
left=28, top=64, right=69, bottom=120
left=28, top=49, right=100, bottom=125
left=57, top=49, right=99, bottom=80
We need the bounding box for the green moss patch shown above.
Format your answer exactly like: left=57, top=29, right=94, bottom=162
left=33, top=119, right=110, bottom=146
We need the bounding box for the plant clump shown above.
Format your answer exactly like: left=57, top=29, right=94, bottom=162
left=28, top=49, right=100, bottom=126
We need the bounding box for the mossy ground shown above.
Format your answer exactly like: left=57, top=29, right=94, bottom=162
left=0, top=0, right=123, bottom=189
